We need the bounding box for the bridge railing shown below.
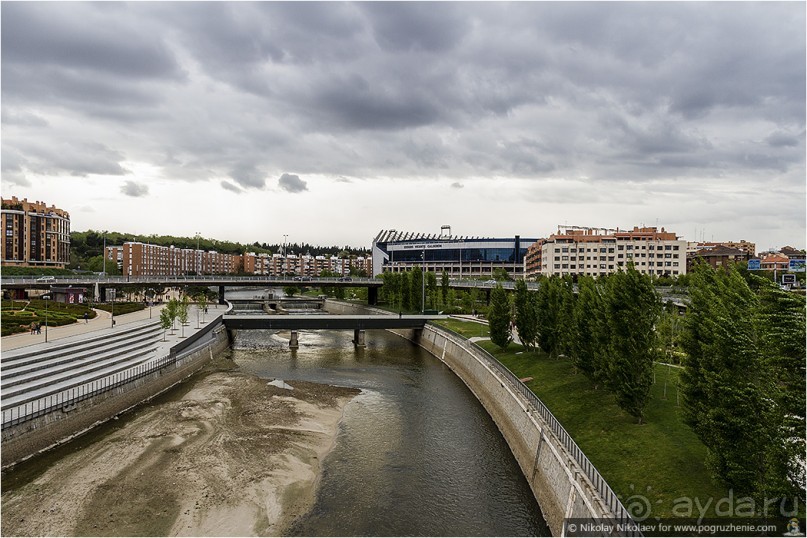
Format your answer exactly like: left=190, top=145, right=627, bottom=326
left=1, top=315, right=224, bottom=430
left=428, top=323, right=640, bottom=535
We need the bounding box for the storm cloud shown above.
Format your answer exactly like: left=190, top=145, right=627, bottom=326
left=1, top=2, right=803, bottom=248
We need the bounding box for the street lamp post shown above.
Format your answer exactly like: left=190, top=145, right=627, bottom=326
left=422, top=247, right=426, bottom=314
left=44, top=295, right=50, bottom=343
left=283, top=234, right=289, bottom=276
left=102, top=231, right=107, bottom=277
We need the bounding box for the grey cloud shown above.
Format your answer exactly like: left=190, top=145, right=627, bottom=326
left=4, top=139, right=129, bottom=179
left=278, top=173, right=307, bottom=193
left=220, top=180, right=243, bottom=194
left=359, top=3, right=469, bottom=53
left=766, top=131, right=802, bottom=148
left=0, top=1, right=803, bottom=210
left=1, top=2, right=183, bottom=81
left=229, top=163, right=266, bottom=190
left=451, top=182, right=464, bottom=189
left=121, top=181, right=149, bottom=198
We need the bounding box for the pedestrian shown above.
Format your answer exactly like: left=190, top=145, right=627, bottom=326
left=84, top=312, right=89, bottom=323
left=35, top=323, right=41, bottom=335
left=30, top=322, right=36, bottom=335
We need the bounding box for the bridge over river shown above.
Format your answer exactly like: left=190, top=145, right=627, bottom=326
left=223, top=313, right=447, bottom=347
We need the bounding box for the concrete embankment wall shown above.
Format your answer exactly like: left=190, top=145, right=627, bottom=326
left=1, top=325, right=229, bottom=469
left=325, top=301, right=611, bottom=535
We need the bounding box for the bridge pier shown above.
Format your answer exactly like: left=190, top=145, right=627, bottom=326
left=353, top=329, right=366, bottom=347
left=289, top=330, right=299, bottom=349
left=368, top=287, right=378, bottom=306
left=219, top=285, right=226, bottom=305
left=353, top=329, right=367, bottom=347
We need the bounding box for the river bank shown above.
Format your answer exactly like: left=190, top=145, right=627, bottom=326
left=1, top=362, right=359, bottom=536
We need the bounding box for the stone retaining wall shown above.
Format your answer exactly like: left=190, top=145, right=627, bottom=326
left=1, top=326, right=229, bottom=469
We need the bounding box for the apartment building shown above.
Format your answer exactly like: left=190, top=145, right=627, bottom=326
left=687, top=240, right=756, bottom=258
left=687, top=245, right=750, bottom=271
left=117, top=241, right=371, bottom=277
left=1, top=196, right=71, bottom=268
left=533, top=225, right=687, bottom=278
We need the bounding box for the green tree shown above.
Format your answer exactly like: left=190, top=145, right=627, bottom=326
left=426, top=271, right=438, bottom=309
left=441, top=271, right=450, bottom=307
left=196, top=293, right=209, bottom=323
left=536, top=276, right=563, bottom=355
left=283, top=286, right=300, bottom=297
left=491, top=268, right=511, bottom=281
left=556, top=276, right=576, bottom=358
left=410, top=266, right=424, bottom=312
left=400, top=271, right=411, bottom=311
left=159, top=307, right=172, bottom=341
left=751, top=275, right=806, bottom=501
left=488, top=284, right=512, bottom=350
left=178, top=296, right=190, bottom=337
left=166, top=298, right=179, bottom=333
left=605, top=264, right=660, bottom=423
left=680, top=264, right=777, bottom=497
left=513, top=279, right=538, bottom=350
left=572, top=276, right=606, bottom=383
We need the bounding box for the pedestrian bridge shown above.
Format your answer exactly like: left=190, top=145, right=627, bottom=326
left=222, top=314, right=448, bottom=348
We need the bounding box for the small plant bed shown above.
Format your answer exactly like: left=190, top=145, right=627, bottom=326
left=475, top=340, right=731, bottom=520
left=93, top=302, right=147, bottom=316
left=1, top=299, right=97, bottom=336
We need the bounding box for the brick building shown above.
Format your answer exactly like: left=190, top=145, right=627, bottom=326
left=1, top=197, right=71, bottom=268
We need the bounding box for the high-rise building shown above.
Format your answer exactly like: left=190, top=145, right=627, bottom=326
left=1, top=196, right=71, bottom=268
left=529, top=225, right=687, bottom=278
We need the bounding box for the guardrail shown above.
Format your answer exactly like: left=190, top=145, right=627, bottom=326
left=1, top=314, right=224, bottom=429
left=428, top=322, right=640, bottom=535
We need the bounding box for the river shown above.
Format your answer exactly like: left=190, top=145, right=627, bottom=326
left=233, top=327, right=549, bottom=536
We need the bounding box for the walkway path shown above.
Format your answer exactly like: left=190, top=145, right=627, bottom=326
left=1, top=303, right=225, bottom=352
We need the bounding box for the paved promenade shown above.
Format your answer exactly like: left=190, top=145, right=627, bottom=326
left=1, top=303, right=226, bottom=352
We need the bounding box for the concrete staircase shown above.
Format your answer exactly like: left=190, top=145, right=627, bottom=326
left=1, top=322, right=163, bottom=410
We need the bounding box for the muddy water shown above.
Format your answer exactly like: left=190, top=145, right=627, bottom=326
left=232, top=328, right=549, bottom=536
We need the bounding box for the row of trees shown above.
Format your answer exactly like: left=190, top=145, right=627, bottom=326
left=378, top=269, right=496, bottom=314
left=158, top=293, right=210, bottom=339
left=680, top=263, right=805, bottom=505
left=491, top=265, right=661, bottom=424
left=487, top=262, right=805, bottom=504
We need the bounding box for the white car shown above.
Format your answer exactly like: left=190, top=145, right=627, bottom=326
left=36, top=276, right=56, bottom=282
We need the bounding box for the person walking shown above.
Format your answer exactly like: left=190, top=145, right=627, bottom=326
left=84, top=312, right=89, bottom=323
left=35, top=323, right=41, bottom=335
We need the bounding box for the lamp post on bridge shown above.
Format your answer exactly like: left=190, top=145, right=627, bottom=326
left=422, top=246, right=425, bottom=314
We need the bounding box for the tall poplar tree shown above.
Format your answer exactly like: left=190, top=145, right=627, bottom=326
left=514, top=279, right=538, bottom=350
left=488, top=284, right=512, bottom=350
left=680, top=264, right=778, bottom=499
left=604, top=264, right=660, bottom=423
left=572, top=276, right=604, bottom=382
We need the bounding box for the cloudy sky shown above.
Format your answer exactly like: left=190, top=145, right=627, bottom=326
left=2, top=2, right=804, bottom=251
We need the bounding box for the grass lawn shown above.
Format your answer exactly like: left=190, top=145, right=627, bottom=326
left=434, top=318, right=490, bottom=339
left=471, top=339, right=731, bottom=518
